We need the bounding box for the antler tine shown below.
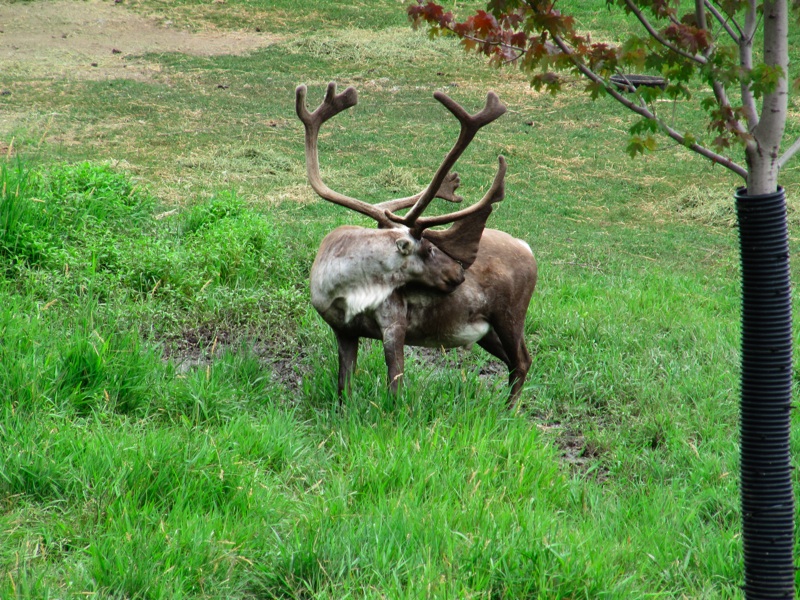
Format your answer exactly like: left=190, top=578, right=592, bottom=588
left=296, top=81, right=357, bottom=125
left=387, top=91, right=507, bottom=230
left=375, top=172, right=463, bottom=214
left=403, top=156, right=506, bottom=237
left=296, top=82, right=395, bottom=227
left=434, top=89, right=506, bottom=129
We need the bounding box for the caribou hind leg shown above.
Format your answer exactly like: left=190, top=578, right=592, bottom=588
left=507, top=340, right=532, bottom=407
left=477, top=328, right=510, bottom=365
left=478, top=324, right=531, bottom=408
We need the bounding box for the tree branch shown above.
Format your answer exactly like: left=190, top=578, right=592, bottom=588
left=623, top=0, right=707, bottom=65
left=699, top=3, right=750, bottom=141
left=704, top=0, right=742, bottom=41
left=461, top=32, right=525, bottom=54
left=740, top=0, right=759, bottom=131
left=710, top=81, right=748, bottom=140
left=552, top=33, right=748, bottom=179
left=777, top=135, right=800, bottom=169
left=696, top=0, right=708, bottom=30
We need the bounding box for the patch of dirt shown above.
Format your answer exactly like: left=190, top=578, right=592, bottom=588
left=160, top=324, right=232, bottom=371
left=537, top=423, right=610, bottom=482
left=160, top=325, right=307, bottom=392
left=0, top=0, right=281, bottom=82
left=267, top=351, right=306, bottom=393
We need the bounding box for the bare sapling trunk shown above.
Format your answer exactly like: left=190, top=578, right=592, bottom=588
left=745, top=0, right=788, bottom=194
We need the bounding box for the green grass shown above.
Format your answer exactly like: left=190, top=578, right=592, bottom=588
left=0, top=0, right=799, bottom=597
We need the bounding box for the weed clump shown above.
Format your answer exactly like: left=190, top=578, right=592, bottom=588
left=0, top=160, right=156, bottom=271
left=0, top=158, right=309, bottom=422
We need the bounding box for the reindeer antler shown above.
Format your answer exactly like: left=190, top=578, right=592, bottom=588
left=386, top=90, right=507, bottom=234
left=296, top=82, right=507, bottom=234
left=414, top=156, right=505, bottom=229
left=297, top=82, right=396, bottom=228
left=419, top=156, right=506, bottom=268
left=375, top=171, right=463, bottom=214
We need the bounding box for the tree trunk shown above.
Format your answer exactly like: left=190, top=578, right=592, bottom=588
left=745, top=0, right=788, bottom=196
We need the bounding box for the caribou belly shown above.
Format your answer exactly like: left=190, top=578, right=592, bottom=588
left=408, top=320, right=491, bottom=348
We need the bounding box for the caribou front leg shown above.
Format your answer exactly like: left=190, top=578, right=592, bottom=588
left=335, top=330, right=359, bottom=400
left=376, top=292, right=408, bottom=394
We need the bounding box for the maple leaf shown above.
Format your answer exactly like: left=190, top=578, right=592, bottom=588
left=421, top=1, right=445, bottom=22
left=510, top=31, right=528, bottom=49
left=585, top=79, right=607, bottom=99
left=472, top=10, right=499, bottom=35
left=530, top=72, right=561, bottom=94
left=664, top=23, right=709, bottom=53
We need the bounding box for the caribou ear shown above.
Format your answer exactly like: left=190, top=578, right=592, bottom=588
left=423, top=204, right=493, bottom=269
left=396, top=237, right=415, bottom=256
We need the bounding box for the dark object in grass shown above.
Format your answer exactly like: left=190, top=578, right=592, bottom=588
left=297, top=82, right=538, bottom=408
left=736, top=187, right=795, bottom=598
left=610, top=74, right=667, bottom=92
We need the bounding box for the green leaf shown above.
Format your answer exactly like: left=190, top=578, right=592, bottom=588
left=585, top=80, right=607, bottom=100
left=530, top=72, right=561, bottom=95
left=619, top=36, right=649, bottom=69
left=626, top=135, right=649, bottom=158
left=626, top=134, right=658, bottom=158
left=665, top=82, right=691, bottom=101
left=748, top=63, right=785, bottom=99
left=719, top=0, right=750, bottom=17
left=700, top=96, right=718, bottom=111
left=629, top=118, right=659, bottom=136
left=637, top=84, right=664, bottom=103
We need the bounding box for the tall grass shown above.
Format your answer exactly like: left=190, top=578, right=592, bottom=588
left=0, top=157, right=747, bottom=599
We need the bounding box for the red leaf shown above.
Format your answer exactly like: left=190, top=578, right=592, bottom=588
left=712, top=135, right=732, bottom=150
left=422, top=1, right=445, bottom=21
left=407, top=2, right=454, bottom=28
left=472, top=10, right=499, bottom=35
left=664, top=23, right=709, bottom=53
left=510, top=31, right=528, bottom=48
left=650, top=0, right=676, bottom=19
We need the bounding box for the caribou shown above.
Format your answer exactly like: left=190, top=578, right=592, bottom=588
left=296, top=82, right=537, bottom=407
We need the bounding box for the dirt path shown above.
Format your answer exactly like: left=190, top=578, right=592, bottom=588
left=0, top=0, right=278, bottom=81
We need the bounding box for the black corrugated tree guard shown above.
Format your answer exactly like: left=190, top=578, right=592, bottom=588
left=409, top=0, right=799, bottom=595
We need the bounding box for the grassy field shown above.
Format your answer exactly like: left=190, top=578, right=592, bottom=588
left=1, top=0, right=799, bottom=597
